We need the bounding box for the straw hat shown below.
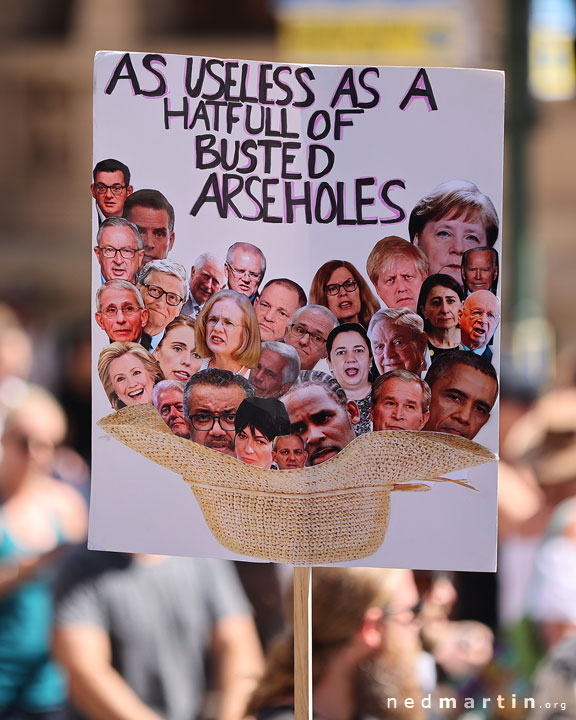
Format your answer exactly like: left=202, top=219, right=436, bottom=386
left=98, top=404, right=496, bottom=565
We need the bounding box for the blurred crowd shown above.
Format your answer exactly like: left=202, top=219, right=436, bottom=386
left=0, top=300, right=575, bottom=719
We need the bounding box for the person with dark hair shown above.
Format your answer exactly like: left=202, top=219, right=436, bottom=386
left=326, top=323, right=373, bottom=435
left=124, top=189, right=175, bottom=264
left=281, top=371, right=359, bottom=465
left=254, top=279, right=307, bottom=342
left=91, top=158, right=133, bottom=221
left=153, top=315, right=201, bottom=384
left=309, top=260, right=380, bottom=327
left=417, top=273, right=465, bottom=361
left=183, top=368, right=254, bottom=456
left=409, top=180, right=499, bottom=286
left=234, top=397, right=291, bottom=469
left=461, top=247, right=499, bottom=294
left=371, top=370, right=430, bottom=431
left=424, top=350, right=498, bottom=440
left=94, top=217, right=144, bottom=284
left=366, top=236, right=429, bottom=312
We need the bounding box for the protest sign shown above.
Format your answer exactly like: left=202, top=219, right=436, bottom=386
left=91, top=51, right=503, bottom=570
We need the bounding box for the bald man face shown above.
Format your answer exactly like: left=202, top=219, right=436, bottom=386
left=459, top=290, right=500, bottom=350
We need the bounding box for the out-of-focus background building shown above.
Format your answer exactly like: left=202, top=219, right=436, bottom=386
left=2, top=1, right=576, bottom=717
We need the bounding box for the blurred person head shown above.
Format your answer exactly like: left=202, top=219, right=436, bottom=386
left=91, top=158, right=133, bottom=218
left=272, top=434, right=307, bottom=469
left=309, top=260, right=380, bottom=327
left=409, top=181, right=499, bottom=285
left=366, top=236, right=428, bottom=312
left=234, top=397, right=291, bottom=469
left=284, top=304, right=338, bottom=371
left=225, top=242, right=266, bottom=297
left=0, top=305, right=32, bottom=383
left=254, top=278, right=307, bottom=342
left=417, top=274, right=465, bottom=335
left=459, top=290, right=500, bottom=351
left=326, top=323, right=372, bottom=399
left=1, top=385, right=67, bottom=483
left=281, top=371, right=359, bottom=465
left=424, top=351, right=498, bottom=440
left=98, top=342, right=164, bottom=411
left=124, top=189, right=175, bottom=264
left=183, top=368, right=254, bottom=456
left=461, top=247, right=499, bottom=294
left=152, top=379, right=189, bottom=438
left=196, top=290, right=261, bottom=371
left=371, top=370, right=431, bottom=431
left=94, top=217, right=144, bottom=283
left=95, top=279, right=148, bottom=343
left=247, top=567, right=424, bottom=720
left=249, top=341, right=300, bottom=399
left=153, top=315, right=201, bottom=385
left=188, top=253, right=226, bottom=306
left=368, top=309, right=427, bottom=376
left=138, top=260, right=188, bottom=337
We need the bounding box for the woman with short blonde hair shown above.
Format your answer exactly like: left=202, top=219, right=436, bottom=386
left=195, top=289, right=260, bottom=375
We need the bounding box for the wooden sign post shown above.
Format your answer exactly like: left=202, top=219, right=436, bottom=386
left=294, top=567, right=313, bottom=720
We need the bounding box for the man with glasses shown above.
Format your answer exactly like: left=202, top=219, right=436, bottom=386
left=225, top=242, right=266, bottom=300
left=183, top=369, right=254, bottom=456
left=283, top=304, right=338, bottom=371
left=137, top=259, right=188, bottom=351
left=95, top=279, right=148, bottom=344
left=91, top=158, right=133, bottom=223
left=182, top=253, right=226, bottom=320
left=94, top=217, right=144, bottom=284
left=124, top=189, right=176, bottom=265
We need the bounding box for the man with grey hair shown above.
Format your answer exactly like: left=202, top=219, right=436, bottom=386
left=371, top=369, right=430, bottom=431
left=95, top=279, right=148, bottom=344
left=459, top=290, right=500, bottom=360
left=249, top=341, right=301, bottom=399
left=281, top=371, right=359, bottom=465
left=225, top=242, right=266, bottom=299
left=94, top=217, right=144, bottom=284
left=152, top=379, right=189, bottom=438
left=181, top=253, right=226, bottom=319
left=368, top=307, right=427, bottom=376
left=137, top=259, right=189, bottom=351
left=283, top=304, right=338, bottom=371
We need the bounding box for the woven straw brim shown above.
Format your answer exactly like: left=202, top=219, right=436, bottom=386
left=98, top=404, right=497, bottom=564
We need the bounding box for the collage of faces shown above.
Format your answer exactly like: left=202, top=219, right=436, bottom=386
left=93, top=158, right=501, bottom=473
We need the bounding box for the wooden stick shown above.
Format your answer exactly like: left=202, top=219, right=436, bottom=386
left=294, top=566, right=312, bottom=720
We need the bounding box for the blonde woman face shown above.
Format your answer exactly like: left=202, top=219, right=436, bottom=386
left=205, top=298, right=246, bottom=358
left=154, top=325, right=201, bottom=383
left=109, top=353, right=155, bottom=407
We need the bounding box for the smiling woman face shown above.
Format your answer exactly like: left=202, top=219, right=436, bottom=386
left=154, top=326, right=201, bottom=384
left=109, top=353, right=155, bottom=407
left=235, top=426, right=274, bottom=469
left=205, top=298, right=246, bottom=359
left=328, top=331, right=371, bottom=393
left=325, top=266, right=361, bottom=323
